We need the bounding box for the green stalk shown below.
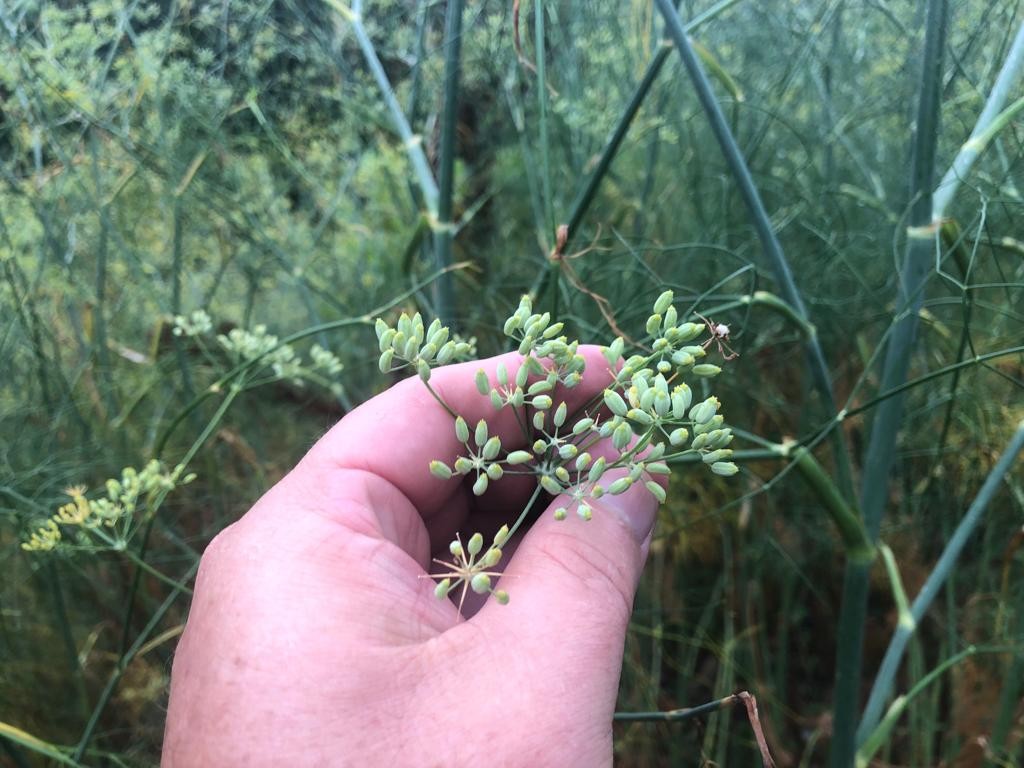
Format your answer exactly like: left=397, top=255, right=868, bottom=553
left=615, top=693, right=738, bottom=722
left=533, top=0, right=554, bottom=240
left=856, top=646, right=980, bottom=768
left=830, top=2, right=948, bottom=761
left=322, top=0, right=439, bottom=212
left=856, top=421, right=1024, bottom=742
left=931, top=23, right=1024, bottom=221
left=791, top=448, right=873, bottom=564
left=433, top=0, right=463, bottom=328
left=654, top=0, right=855, bottom=501
left=531, top=0, right=744, bottom=298
left=74, top=560, right=201, bottom=760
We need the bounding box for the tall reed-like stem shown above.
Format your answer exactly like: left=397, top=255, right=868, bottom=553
left=931, top=22, right=1024, bottom=221
left=531, top=0, right=743, bottom=298
left=856, top=421, right=1024, bottom=741
left=654, top=0, right=855, bottom=501
left=433, top=0, right=463, bottom=327
left=830, top=0, right=949, bottom=763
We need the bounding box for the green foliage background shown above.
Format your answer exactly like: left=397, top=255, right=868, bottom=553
left=1, top=0, right=1022, bottom=765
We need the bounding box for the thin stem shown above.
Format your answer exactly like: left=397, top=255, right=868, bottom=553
left=75, top=560, right=201, bottom=760
left=505, top=484, right=544, bottom=541
left=654, top=0, right=855, bottom=502
left=932, top=23, right=1024, bottom=220
left=831, top=1, right=949, bottom=760
left=322, top=0, right=439, bottom=212
left=433, top=0, right=463, bottom=327
left=856, top=421, right=1024, bottom=742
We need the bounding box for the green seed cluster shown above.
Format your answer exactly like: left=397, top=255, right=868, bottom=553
left=377, top=291, right=736, bottom=609
left=431, top=527, right=511, bottom=611
left=375, top=312, right=474, bottom=381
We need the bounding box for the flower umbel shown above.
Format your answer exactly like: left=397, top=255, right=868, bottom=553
left=375, top=290, right=738, bottom=610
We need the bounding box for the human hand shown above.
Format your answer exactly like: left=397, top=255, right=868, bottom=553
left=162, top=346, right=660, bottom=767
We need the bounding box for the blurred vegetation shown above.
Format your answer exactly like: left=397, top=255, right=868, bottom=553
left=1, top=0, right=1023, bottom=765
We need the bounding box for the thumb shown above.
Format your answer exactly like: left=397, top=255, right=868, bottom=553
left=477, top=472, right=659, bottom=705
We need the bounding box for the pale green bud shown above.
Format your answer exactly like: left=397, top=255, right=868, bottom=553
left=468, top=532, right=484, bottom=556
left=511, top=389, right=525, bottom=408
left=515, top=364, right=529, bottom=388
left=533, top=439, right=547, bottom=454
left=543, top=322, right=564, bottom=338
left=608, top=477, right=632, bottom=495
left=672, top=384, right=692, bottom=418
left=470, top=573, right=492, bottom=594
left=475, top=369, right=490, bottom=395
left=676, top=322, right=704, bottom=342
left=374, top=318, right=389, bottom=340
left=554, top=507, right=567, bottom=521
left=553, top=402, right=567, bottom=428
left=532, top=395, right=553, bottom=410
left=436, top=341, right=456, bottom=364
left=639, top=388, right=656, bottom=413
left=417, top=359, right=431, bottom=382
left=528, top=380, right=553, bottom=395
left=533, top=410, right=546, bottom=430
left=472, top=474, right=489, bottom=496
left=429, top=461, right=453, bottom=480
left=540, top=475, right=562, bottom=495
left=490, top=391, right=504, bottom=409
left=671, top=350, right=695, bottom=367
left=486, top=463, right=504, bottom=481
left=653, top=289, right=674, bottom=315
left=482, top=547, right=503, bottom=568
left=664, top=305, right=678, bottom=329
left=693, top=364, right=722, bottom=378
left=434, top=578, right=452, bottom=600
left=494, top=589, right=510, bottom=605
left=613, top=422, right=633, bottom=450
left=575, top=452, right=592, bottom=471
left=691, top=433, right=709, bottom=450
left=482, top=436, right=502, bottom=461
left=378, top=349, right=394, bottom=373
left=503, top=315, right=521, bottom=335
left=402, top=336, right=419, bottom=361
left=628, top=408, right=654, bottom=426
left=419, top=343, right=437, bottom=363
left=707, top=429, right=734, bottom=449
left=497, top=362, right=508, bottom=386
left=450, top=540, right=464, bottom=557
left=711, top=461, right=739, bottom=476
left=454, top=457, right=474, bottom=474
left=506, top=450, right=533, bottom=465
left=689, top=397, right=719, bottom=425
left=493, top=525, right=510, bottom=547
left=558, top=444, right=578, bottom=460
left=555, top=466, right=570, bottom=483
left=455, top=416, right=470, bottom=443
left=694, top=415, right=725, bottom=435
left=378, top=327, right=396, bottom=352
left=577, top=504, right=593, bottom=521
left=474, top=419, right=488, bottom=447
left=604, top=389, right=628, bottom=417
left=646, top=314, right=662, bottom=336
left=572, top=418, right=594, bottom=435
left=646, top=461, right=670, bottom=475
left=645, top=480, right=667, bottom=503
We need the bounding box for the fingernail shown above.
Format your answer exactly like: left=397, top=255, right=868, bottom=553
left=598, top=481, right=658, bottom=544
